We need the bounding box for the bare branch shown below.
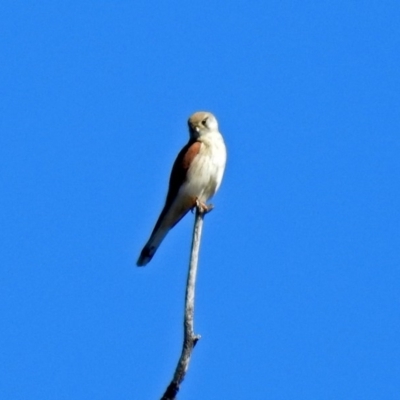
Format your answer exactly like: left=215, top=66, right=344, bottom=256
left=161, top=204, right=211, bottom=400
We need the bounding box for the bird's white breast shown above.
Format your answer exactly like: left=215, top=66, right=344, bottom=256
left=183, top=130, right=227, bottom=202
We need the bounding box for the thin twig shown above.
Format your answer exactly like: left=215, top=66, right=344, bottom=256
left=161, top=204, right=210, bottom=400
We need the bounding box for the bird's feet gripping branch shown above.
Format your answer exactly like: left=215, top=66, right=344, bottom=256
left=194, top=198, right=214, bottom=215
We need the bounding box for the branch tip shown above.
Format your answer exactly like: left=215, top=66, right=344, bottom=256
left=193, top=335, right=201, bottom=347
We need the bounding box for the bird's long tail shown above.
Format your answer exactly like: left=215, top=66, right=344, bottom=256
left=136, top=226, right=170, bottom=266
left=136, top=195, right=194, bottom=266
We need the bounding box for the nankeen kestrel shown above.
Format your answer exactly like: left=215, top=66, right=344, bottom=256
left=137, top=111, right=227, bottom=266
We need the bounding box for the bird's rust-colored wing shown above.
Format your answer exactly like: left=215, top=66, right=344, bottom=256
left=151, top=139, right=202, bottom=234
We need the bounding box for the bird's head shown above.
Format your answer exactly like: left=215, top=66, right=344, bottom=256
left=188, top=111, right=218, bottom=139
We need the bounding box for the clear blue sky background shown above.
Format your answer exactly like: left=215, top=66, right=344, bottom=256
left=1, top=2, right=399, bottom=399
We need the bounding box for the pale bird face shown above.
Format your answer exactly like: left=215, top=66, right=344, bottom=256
left=188, top=111, right=218, bottom=139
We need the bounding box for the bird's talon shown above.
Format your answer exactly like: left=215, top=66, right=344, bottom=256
left=206, top=203, right=214, bottom=213
left=195, top=199, right=214, bottom=214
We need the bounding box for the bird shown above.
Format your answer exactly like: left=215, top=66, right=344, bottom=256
left=137, top=111, right=227, bottom=266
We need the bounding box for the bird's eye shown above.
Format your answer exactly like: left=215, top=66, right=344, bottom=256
left=202, top=118, right=208, bottom=126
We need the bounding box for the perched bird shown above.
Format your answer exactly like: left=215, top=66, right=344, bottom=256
left=137, top=111, right=227, bottom=266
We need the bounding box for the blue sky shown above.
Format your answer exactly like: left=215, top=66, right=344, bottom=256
left=1, top=1, right=399, bottom=399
